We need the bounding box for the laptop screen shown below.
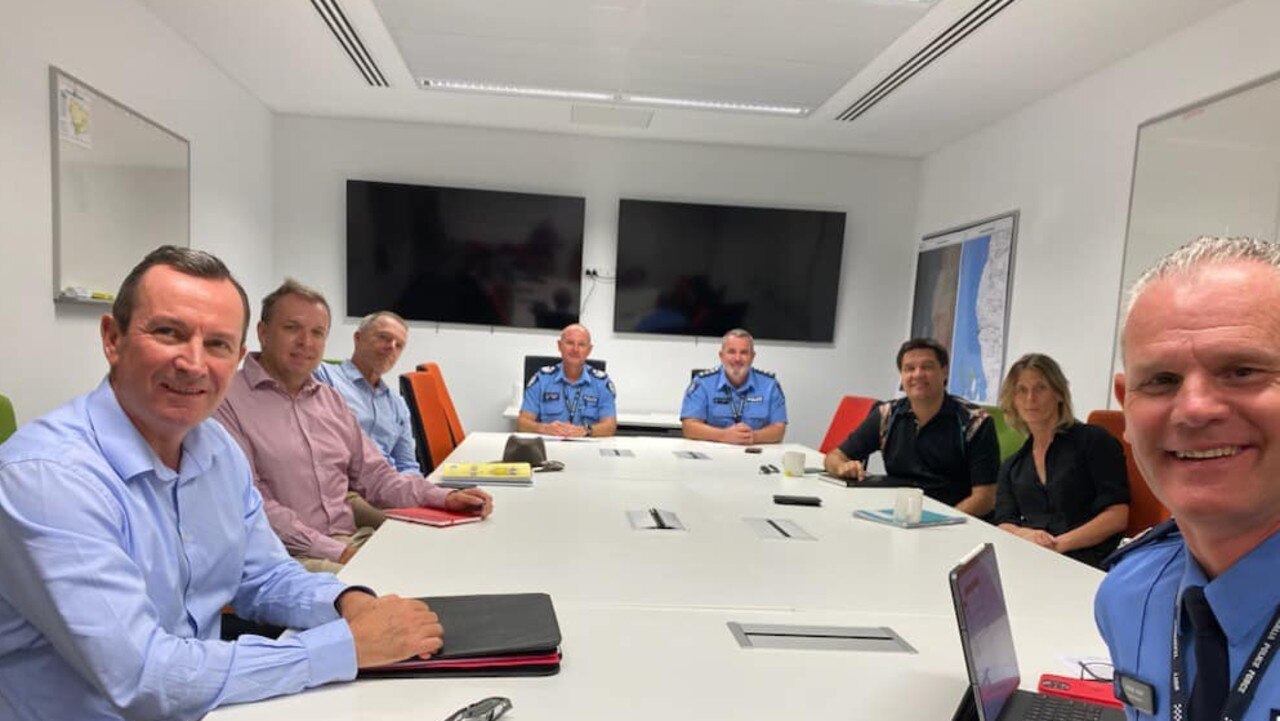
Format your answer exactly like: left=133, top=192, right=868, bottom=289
left=949, top=543, right=1022, bottom=721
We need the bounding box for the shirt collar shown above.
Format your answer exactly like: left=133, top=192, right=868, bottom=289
left=85, top=378, right=217, bottom=485
left=339, top=359, right=386, bottom=394
left=555, top=362, right=589, bottom=387
left=1183, top=528, right=1280, bottom=645
left=244, top=352, right=320, bottom=395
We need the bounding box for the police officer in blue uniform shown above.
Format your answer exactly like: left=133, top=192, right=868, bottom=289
left=518, top=324, right=617, bottom=437
left=1095, top=237, right=1280, bottom=721
left=680, top=328, right=787, bottom=445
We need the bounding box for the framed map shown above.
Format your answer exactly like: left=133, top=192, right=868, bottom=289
left=909, top=212, right=1018, bottom=405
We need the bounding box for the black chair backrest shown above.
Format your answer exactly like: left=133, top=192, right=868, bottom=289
left=523, top=355, right=606, bottom=385
left=399, top=374, right=434, bottom=474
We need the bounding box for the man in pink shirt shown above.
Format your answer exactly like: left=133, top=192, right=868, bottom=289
left=216, top=279, right=491, bottom=572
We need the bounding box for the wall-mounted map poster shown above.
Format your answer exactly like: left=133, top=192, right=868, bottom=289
left=910, top=212, right=1018, bottom=405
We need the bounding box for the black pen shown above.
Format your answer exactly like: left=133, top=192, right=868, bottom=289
left=649, top=508, right=670, bottom=530
left=768, top=464, right=780, bottom=474
left=759, top=464, right=771, bottom=474
left=766, top=519, right=791, bottom=538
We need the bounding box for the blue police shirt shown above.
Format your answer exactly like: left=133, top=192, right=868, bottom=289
left=520, top=362, right=617, bottom=427
left=314, top=360, right=420, bottom=473
left=680, top=367, right=787, bottom=430
left=1095, top=524, right=1280, bottom=720
left=0, top=380, right=357, bottom=721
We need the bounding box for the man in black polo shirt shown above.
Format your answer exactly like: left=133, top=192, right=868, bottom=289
left=823, top=338, right=998, bottom=515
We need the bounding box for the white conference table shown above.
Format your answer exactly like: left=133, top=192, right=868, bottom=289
left=213, top=433, right=1111, bottom=721
left=501, top=404, right=682, bottom=432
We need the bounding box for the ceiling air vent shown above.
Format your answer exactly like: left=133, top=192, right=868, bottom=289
left=835, top=0, right=1020, bottom=123
left=310, top=0, right=388, bottom=87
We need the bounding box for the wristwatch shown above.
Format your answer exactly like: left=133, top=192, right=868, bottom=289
left=585, top=423, right=593, bottom=436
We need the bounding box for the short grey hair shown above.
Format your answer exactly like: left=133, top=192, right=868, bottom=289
left=721, top=328, right=754, bottom=350
left=1124, top=236, right=1280, bottom=324
left=358, top=310, right=408, bottom=334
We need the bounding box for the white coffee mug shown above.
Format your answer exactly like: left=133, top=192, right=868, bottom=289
left=782, top=450, right=805, bottom=477
left=893, top=487, right=924, bottom=524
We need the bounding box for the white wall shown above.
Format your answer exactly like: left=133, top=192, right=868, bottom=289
left=0, top=0, right=275, bottom=422
left=913, top=0, right=1280, bottom=414
left=273, top=116, right=921, bottom=445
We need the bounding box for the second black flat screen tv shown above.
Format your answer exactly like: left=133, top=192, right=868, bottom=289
left=614, top=199, right=845, bottom=343
left=347, top=180, right=585, bottom=329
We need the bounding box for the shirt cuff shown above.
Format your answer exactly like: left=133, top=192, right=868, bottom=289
left=297, top=618, right=359, bottom=686
left=420, top=482, right=453, bottom=509
left=310, top=534, right=350, bottom=563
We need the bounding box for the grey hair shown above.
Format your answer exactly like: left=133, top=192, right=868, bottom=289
left=358, top=311, right=408, bottom=334
left=1125, top=236, right=1280, bottom=318
left=721, top=328, right=754, bottom=350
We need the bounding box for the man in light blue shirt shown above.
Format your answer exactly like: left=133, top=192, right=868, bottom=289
left=681, top=328, right=787, bottom=445
left=518, top=323, right=618, bottom=437
left=0, top=246, right=446, bottom=720
left=314, top=311, right=419, bottom=473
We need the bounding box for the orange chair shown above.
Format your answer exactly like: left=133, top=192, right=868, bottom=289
left=416, top=362, right=466, bottom=446
left=401, top=371, right=457, bottom=473
left=818, top=395, right=877, bottom=454
left=1086, top=409, right=1171, bottom=537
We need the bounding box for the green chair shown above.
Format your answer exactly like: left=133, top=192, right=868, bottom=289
left=982, top=404, right=1025, bottom=462
left=0, top=393, right=16, bottom=445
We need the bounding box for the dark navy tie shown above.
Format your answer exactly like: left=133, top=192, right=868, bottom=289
left=1183, top=585, right=1229, bottom=721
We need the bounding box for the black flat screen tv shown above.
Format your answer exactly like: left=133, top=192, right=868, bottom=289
left=613, top=198, right=846, bottom=343
left=347, top=180, right=585, bottom=329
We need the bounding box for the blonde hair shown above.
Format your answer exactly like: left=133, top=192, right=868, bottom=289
left=998, top=353, right=1075, bottom=435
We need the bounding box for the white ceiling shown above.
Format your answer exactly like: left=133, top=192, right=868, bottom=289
left=139, top=0, right=1241, bottom=157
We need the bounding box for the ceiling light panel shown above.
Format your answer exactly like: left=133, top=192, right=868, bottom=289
left=373, top=0, right=931, bottom=109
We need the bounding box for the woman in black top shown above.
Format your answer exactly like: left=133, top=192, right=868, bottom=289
left=993, top=353, right=1130, bottom=567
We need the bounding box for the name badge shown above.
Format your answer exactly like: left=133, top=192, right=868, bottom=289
left=746, top=395, right=763, bottom=403
left=712, top=397, right=731, bottom=404
left=542, top=392, right=560, bottom=402
left=583, top=395, right=598, bottom=404
left=1115, top=673, right=1156, bottom=715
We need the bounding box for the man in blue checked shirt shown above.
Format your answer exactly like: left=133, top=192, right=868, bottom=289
left=518, top=323, right=617, bottom=437
left=315, top=311, right=419, bottom=473
left=681, top=328, right=787, bottom=445
left=0, top=247, right=446, bottom=721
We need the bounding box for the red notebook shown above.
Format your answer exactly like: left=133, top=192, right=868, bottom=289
left=383, top=507, right=482, bottom=527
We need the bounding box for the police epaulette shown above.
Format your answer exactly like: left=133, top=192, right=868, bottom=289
left=539, top=364, right=557, bottom=374
left=1101, top=518, right=1180, bottom=570
left=696, top=368, right=719, bottom=378
left=755, top=368, right=776, bottom=378
left=590, top=366, right=608, bottom=379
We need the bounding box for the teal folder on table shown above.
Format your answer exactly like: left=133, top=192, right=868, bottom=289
left=853, top=508, right=966, bottom=529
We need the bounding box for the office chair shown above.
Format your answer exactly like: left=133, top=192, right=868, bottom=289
left=1087, top=409, right=1171, bottom=537
left=818, top=395, right=877, bottom=453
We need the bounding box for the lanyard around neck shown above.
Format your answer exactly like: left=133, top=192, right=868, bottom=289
left=1168, top=591, right=1280, bottom=721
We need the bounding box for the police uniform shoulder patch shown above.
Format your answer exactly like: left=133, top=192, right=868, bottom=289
left=607, top=380, right=616, bottom=396
left=1101, top=518, right=1181, bottom=570
left=526, top=374, right=539, bottom=389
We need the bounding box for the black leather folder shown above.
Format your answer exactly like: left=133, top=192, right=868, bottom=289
left=359, top=593, right=562, bottom=678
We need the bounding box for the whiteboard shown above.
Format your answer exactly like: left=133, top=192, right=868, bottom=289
left=50, top=67, right=189, bottom=304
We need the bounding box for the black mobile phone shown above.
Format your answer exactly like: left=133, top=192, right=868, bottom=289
left=773, top=494, right=821, bottom=507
